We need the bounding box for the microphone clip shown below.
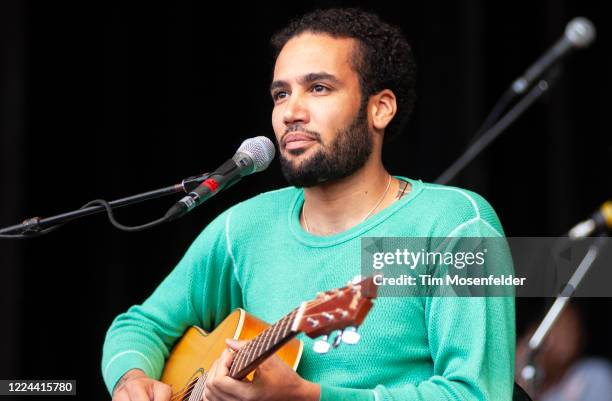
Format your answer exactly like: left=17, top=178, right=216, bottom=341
left=181, top=173, right=212, bottom=193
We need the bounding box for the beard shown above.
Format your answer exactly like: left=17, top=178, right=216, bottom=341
left=278, top=102, right=372, bottom=188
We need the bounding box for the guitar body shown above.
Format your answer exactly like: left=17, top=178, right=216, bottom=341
left=160, top=309, right=303, bottom=399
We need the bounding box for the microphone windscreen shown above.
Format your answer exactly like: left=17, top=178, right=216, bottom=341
left=565, top=17, right=596, bottom=48
left=237, top=136, right=276, bottom=172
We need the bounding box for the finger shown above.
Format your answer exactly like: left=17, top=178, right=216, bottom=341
left=152, top=381, right=172, bottom=401
left=125, top=382, right=152, bottom=401
left=112, top=388, right=130, bottom=401
left=206, top=359, right=225, bottom=397
left=224, top=338, right=248, bottom=351
left=204, top=376, right=237, bottom=401
left=218, top=348, right=236, bottom=373
left=202, top=372, right=211, bottom=401
left=205, top=360, right=218, bottom=398
left=208, top=360, right=219, bottom=380
left=203, top=383, right=228, bottom=401
left=208, top=376, right=252, bottom=401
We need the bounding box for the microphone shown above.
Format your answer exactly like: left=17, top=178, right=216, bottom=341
left=511, top=17, right=596, bottom=95
left=165, top=136, right=276, bottom=221
left=568, top=201, right=612, bottom=239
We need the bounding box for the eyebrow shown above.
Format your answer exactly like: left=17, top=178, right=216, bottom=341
left=269, top=72, right=341, bottom=93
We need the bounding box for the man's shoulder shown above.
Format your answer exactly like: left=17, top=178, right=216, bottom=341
left=195, top=186, right=298, bottom=246
left=417, top=182, right=496, bottom=216
left=216, top=186, right=299, bottom=232
left=407, top=181, right=504, bottom=237
left=230, top=185, right=298, bottom=215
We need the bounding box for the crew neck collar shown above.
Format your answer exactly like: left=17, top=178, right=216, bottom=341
left=288, top=176, right=423, bottom=247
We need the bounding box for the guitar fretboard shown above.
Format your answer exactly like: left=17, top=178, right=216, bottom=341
left=228, top=308, right=299, bottom=379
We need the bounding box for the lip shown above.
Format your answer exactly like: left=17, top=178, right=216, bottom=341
left=283, top=132, right=317, bottom=150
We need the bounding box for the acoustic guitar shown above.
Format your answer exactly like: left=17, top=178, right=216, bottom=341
left=160, top=276, right=377, bottom=401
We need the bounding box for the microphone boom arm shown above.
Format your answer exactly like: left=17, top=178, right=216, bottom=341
left=0, top=172, right=211, bottom=238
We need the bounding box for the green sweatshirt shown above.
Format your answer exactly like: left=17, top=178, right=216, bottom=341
left=102, top=177, right=515, bottom=401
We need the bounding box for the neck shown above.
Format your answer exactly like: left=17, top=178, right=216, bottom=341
left=301, top=160, right=399, bottom=236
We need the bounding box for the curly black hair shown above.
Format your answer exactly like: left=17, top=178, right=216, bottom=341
left=271, top=7, right=416, bottom=142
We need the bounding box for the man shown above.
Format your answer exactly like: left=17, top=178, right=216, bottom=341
left=102, top=8, right=515, bottom=401
left=516, top=304, right=612, bottom=401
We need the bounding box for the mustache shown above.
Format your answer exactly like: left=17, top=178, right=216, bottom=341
left=282, top=124, right=322, bottom=143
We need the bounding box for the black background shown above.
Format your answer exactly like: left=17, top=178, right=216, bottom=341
left=1, top=1, right=610, bottom=399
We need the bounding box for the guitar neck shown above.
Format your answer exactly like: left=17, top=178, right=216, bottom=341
left=228, top=308, right=299, bottom=379
left=227, top=276, right=377, bottom=380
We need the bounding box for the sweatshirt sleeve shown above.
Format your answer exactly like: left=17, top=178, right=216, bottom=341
left=320, top=217, right=516, bottom=401
left=101, top=209, right=243, bottom=394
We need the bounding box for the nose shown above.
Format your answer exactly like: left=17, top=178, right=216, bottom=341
left=282, top=92, right=310, bottom=126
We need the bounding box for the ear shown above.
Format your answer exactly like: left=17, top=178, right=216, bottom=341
left=370, top=89, right=397, bottom=131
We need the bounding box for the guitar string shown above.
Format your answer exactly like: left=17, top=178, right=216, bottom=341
left=168, top=285, right=364, bottom=398
left=169, top=377, right=197, bottom=401
left=233, top=311, right=294, bottom=376
left=233, top=309, right=298, bottom=377
left=189, top=373, right=207, bottom=401
left=170, top=380, right=194, bottom=401
left=250, top=319, right=279, bottom=365
left=170, top=370, right=208, bottom=401
left=244, top=313, right=289, bottom=372
left=170, top=297, right=338, bottom=399
left=232, top=312, right=292, bottom=376
left=259, top=314, right=289, bottom=362
left=235, top=317, right=274, bottom=367
left=232, top=290, right=353, bottom=376
left=232, top=316, right=285, bottom=377
left=233, top=319, right=274, bottom=374
left=230, top=333, right=259, bottom=377
left=179, top=373, right=202, bottom=401
left=174, top=372, right=207, bottom=401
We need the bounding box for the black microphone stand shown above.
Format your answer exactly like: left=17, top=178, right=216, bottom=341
left=519, top=234, right=609, bottom=397
left=435, top=78, right=552, bottom=185
left=0, top=173, right=210, bottom=238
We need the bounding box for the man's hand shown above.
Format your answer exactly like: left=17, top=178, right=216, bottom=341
left=112, top=369, right=172, bottom=401
left=203, top=339, right=320, bottom=401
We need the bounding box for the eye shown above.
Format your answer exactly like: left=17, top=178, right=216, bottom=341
left=311, top=84, right=329, bottom=94
left=272, top=91, right=289, bottom=102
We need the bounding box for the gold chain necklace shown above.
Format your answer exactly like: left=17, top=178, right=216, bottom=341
left=302, top=175, right=392, bottom=234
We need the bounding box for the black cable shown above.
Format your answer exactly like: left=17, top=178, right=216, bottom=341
left=460, top=67, right=563, bottom=171
left=67, top=199, right=172, bottom=232
left=0, top=199, right=172, bottom=238
left=81, top=199, right=171, bottom=232
left=469, top=88, right=517, bottom=144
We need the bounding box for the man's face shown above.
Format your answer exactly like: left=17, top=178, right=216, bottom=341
left=271, top=33, right=372, bottom=187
